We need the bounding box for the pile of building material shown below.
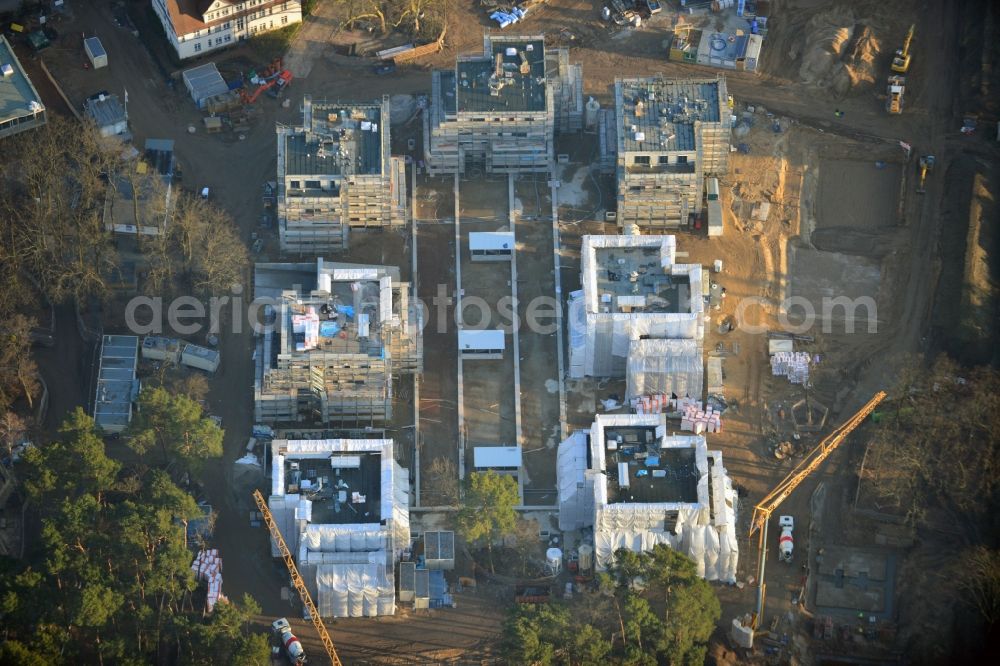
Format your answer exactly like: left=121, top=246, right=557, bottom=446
left=680, top=402, right=723, bottom=434
left=191, top=549, right=224, bottom=612
left=770, top=351, right=812, bottom=384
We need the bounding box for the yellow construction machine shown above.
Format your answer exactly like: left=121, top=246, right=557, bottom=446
left=253, top=490, right=344, bottom=666
left=886, top=76, right=906, bottom=115
left=916, top=155, right=935, bottom=194
left=892, top=24, right=915, bottom=74
left=735, top=392, right=887, bottom=641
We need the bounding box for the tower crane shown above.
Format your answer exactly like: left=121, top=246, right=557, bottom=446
left=746, top=391, right=886, bottom=631
left=252, top=489, right=344, bottom=666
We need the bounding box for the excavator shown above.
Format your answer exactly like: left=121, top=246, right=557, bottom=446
left=891, top=24, right=915, bottom=74
left=916, top=155, right=935, bottom=194
left=730, top=392, right=887, bottom=646
left=240, top=70, right=293, bottom=105
left=253, top=490, right=343, bottom=666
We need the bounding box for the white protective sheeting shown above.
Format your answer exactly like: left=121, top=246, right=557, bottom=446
left=270, top=437, right=409, bottom=564
left=626, top=338, right=704, bottom=400
left=557, top=433, right=594, bottom=531
left=579, top=235, right=705, bottom=378
left=568, top=290, right=587, bottom=379
left=316, top=564, right=394, bottom=618
left=589, top=425, right=739, bottom=582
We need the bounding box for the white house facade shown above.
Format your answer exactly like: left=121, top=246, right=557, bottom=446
left=152, top=0, right=302, bottom=61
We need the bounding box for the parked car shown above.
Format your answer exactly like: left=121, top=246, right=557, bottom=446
left=374, top=62, right=396, bottom=76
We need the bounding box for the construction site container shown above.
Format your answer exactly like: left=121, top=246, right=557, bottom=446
left=459, top=329, right=505, bottom=359
left=707, top=177, right=720, bottom=200
left=181, top=344, right=220, bottom=373
left=707, top=199, right=723, bottom=237
left=142, top=336, right=181, bottom=363
left=398, top=562, right=416, bottom=602
left=84, top=37, right=107, bottom=69
left=469, top=232, right=514, bottom=262
left=424, top=531, right=455, bottom=570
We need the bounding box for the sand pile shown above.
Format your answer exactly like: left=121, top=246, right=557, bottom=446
left=793, top=8, right=882, bottom=97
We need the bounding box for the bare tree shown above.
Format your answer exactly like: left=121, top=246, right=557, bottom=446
left=425, top=456, right=459, bottom=505
left=0, top=315, right=40, bottom=410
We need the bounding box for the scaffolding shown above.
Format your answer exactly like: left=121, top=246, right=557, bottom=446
left=423, top=34, right=581, bottom=175
left=614, top=75, right=731, bottom=230
left=254, top=260, right=422, bottom=426
left=277, top=96, right=405, bottom=254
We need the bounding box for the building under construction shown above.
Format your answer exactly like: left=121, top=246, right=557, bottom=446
left=254, top=259, right=422, bottom=426
left=614, top=75, right=731, bottom=230
left=276, top=96, right=407, bottom=253
left=423, top=34, right=583, bottom=175
left=568, top=235, right=704, bottom=380
left=268, top=437, right=410, bottom=617
left=557, top=413, right=738, bottom=581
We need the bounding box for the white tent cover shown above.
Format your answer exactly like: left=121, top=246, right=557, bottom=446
left=557, top=432, right=595, bottom=531
left=626, top=338, right=704, bottom=399
left=316, top=563, right=394, bottom=618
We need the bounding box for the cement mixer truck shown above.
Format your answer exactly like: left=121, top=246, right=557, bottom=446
left=272, top=618, right=306, bottom=664
left=778, top=515, right=794, bottom=563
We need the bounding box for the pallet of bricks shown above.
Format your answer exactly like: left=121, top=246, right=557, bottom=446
left=191, top=549, right=225, bottom=612
left=678, top=398, right=722, bottom=434
left=770, top=351, right=812, bottom=384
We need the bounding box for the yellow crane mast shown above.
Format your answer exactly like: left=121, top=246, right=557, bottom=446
left=252, top=489, right=344, bottom=666
left=747, top=391, right=887, bottom=629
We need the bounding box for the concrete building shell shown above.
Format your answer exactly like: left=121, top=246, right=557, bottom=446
left=614, top=75, right=731, bottom=230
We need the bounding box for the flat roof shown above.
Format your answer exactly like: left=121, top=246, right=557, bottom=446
left=474, top=446, right=522, bottom=469
left=93, top=335, right=139, bottom=432
left=284, top=102, right=383, bottom=177
left=283, top=450, right=382, bottom=524
left=455, top=38, right=546, bottom=114
left=182, top=62, right=228, bottom=102
left=582, top=235, right=702, bottom=316
left=459, top=329, right=506, bottom=350
left=617, top=76, right=724, bottom=154
left=84, top=94, right=126, bottom=128
left=604, top=433, right=699, bottom=504
left=0, top=35, right=44, bottom=124
left=469, top=231, right=515, bottom=251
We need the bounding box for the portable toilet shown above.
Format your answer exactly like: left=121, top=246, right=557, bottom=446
left=84, top=37, right=108, bottom=69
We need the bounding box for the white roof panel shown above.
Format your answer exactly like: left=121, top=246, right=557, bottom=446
left=474, top=446, right=522, bottom=469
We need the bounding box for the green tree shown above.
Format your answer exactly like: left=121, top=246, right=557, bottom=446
left=179, top=594, right=271, bottom=665
left=128, top=387, right=224, bottom=475
left=456, top=470, right=519, bottom=573
left=501, top=602, right=610, bottom=666
left=2, top=410, right=226, bottom=663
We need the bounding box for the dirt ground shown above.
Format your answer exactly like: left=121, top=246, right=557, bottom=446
left=20, top=0, right=997, bottom=662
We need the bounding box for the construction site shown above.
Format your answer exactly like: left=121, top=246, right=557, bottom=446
left=8, top=0, right=996, bottom=663
left=253, top=259, right=422, bottom=426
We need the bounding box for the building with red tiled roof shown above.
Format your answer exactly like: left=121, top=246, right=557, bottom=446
left=152, top=0, right=302, bottom=60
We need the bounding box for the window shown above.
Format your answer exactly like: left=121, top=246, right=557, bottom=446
left=194, top=42, right=202, bottom=52
left=216, top=37, right=222, bottom=45
left=677, top=155, right=688, bottom=164
left=290, top=180, right=301, bottom=189
left=224, top=34, right=231, bottom=42
left=634, top=155, right=650, bottom=166
left=281, top=15, right=288, bottom=24
left=224, top=22, right=230, bottom=29
left=304, top=180, right=321, bottom=189
left=658, top=156, right=670, bottom=165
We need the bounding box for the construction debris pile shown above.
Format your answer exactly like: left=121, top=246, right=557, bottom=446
left=770, top=351, right=813, bottom=384
left=191, top=549, right=225, bottom=612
